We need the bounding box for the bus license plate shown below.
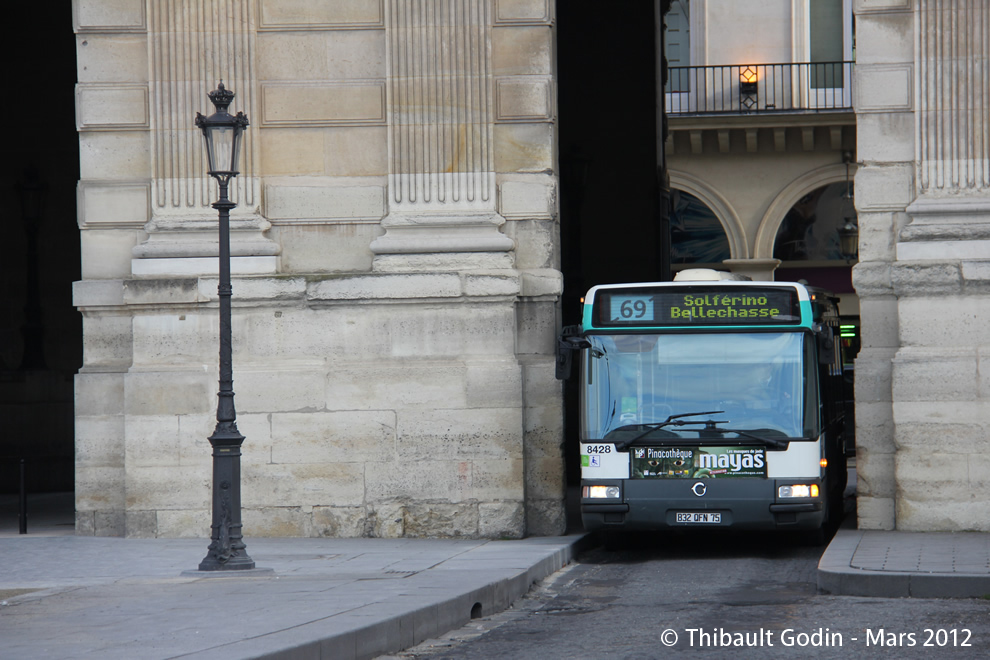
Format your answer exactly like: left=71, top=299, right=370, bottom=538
left=676, top=512, right=721, bottom=524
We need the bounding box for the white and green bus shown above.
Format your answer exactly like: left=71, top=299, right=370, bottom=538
left=556, top=269, right=848, bottom=542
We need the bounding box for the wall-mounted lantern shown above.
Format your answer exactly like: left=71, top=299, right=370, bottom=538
left=838, top=151, right=858, bottom=261
left=838, top=218, right=859, bottom=261
left=740, top=65, right=758, bottom=110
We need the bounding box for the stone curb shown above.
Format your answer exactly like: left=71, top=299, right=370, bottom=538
left=181, top=534, right=596, bottom=660
left=817, top=529, right=990, bottom=599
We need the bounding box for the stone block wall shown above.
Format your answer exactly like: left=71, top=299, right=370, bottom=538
left=889, top=266, right=990, bottom=530
left=76, top=270, right=564, bottom=539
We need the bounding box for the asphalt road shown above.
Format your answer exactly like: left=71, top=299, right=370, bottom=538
left=387, top=530, right=990, bottom=660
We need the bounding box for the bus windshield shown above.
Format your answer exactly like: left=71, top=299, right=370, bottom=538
left=580, top=332, right=818, bottom=443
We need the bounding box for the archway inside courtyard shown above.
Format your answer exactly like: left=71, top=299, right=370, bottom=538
left=770, top=180, right=858, bottom=305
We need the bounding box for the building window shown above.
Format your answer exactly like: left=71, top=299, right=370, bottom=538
left=671, top=189, right=731, bottom=264
left=810, top=0, right=844, bottom=89
left=773, top=182, right=852, bottom=262
left=664, top=0, right=691, bottom=93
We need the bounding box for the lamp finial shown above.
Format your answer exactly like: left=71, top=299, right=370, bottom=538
left=208, top=81, right=236, bottom=113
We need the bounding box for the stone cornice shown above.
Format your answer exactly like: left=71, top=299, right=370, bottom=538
left=73, top=269, right=562, bottom=311
left=668, top=112, right=855, bottom=155
left=901, top=196, right=990, bottom=242
left=855, top=259, right=990, bottom=297
left=668, top=112, right=855, bottom=132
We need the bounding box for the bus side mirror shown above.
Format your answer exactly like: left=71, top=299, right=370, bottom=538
left=556, top=326, right=590, bottom=380
left=818, top=333, right=836, bottom=366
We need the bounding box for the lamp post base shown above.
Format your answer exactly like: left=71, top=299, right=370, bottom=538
left=198, top=424, right=255, bottom=572
left=182, top=566, right=274, bottom=578
left=197, top=551, right=257, bottom=571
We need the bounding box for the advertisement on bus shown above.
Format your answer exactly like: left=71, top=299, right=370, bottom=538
left=631, top=446, right=767, bottom=479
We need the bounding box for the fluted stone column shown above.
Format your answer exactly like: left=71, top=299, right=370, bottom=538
left=371, top=0, right=515, bottom=271
left=132, top=0, right=278, bottom=277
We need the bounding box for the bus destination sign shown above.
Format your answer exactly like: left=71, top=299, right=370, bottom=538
left=597, top=286, right=800, bottom=327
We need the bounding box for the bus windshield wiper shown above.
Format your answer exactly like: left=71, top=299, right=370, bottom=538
left=702, top=425, right=790, bottom=450
left=613, top=411, right=725, bottom=451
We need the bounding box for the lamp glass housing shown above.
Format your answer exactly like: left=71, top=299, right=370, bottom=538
left=204, top=124, right=242, bottom=175
left=739, top=65, right=759, bottom=95
left=16, top=176, right=46, bottom=219
left=196, top=82, right=248, bottom=178
left=202, top=120, right=244, bottom=176
left=838, top=219, right=859, bottom=260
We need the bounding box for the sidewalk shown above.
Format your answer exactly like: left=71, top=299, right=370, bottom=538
left=816, top=468, right=990, bottom=598
left=0, top=528, right=591, bottom=660
left=3, top=492, right=989, bottom=660
left=818, top=528, right=990, bottom=598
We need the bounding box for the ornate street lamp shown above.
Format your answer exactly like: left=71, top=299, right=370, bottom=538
left=194, top=81, right=255, bottom=571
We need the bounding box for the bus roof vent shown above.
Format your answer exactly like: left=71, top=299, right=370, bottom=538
left=673, top=268, right=752, bottom=282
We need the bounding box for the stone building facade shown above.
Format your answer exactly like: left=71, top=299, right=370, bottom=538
left=853, top=0, right=990, bottom=531
left=66, top=0, right=990, bottom=538
left=72, top=0, right=563, bottom=538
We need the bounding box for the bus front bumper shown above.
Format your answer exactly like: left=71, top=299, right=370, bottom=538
left=580, top=478, right=824, bottom=532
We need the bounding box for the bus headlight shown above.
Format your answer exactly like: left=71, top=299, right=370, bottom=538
left=778, top=484, right=819, bottom=498
left=583, top=485, right=621, bottom=499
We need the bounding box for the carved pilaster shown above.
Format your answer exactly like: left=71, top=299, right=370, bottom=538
left=134, top=0, right=278, bottom=276
left=918, top=0, right=990, bottom=195
left=899, top=0, right=990, bottom=259
left=372, top=0, right=514, bottom=271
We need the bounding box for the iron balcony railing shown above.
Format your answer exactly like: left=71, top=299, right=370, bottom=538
left=666, top=62, right=855, bottom=115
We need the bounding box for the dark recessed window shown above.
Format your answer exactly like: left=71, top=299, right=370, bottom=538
left=671, top=189, right=731, bottom=264
left=774, top=182, right=853, bottom=261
